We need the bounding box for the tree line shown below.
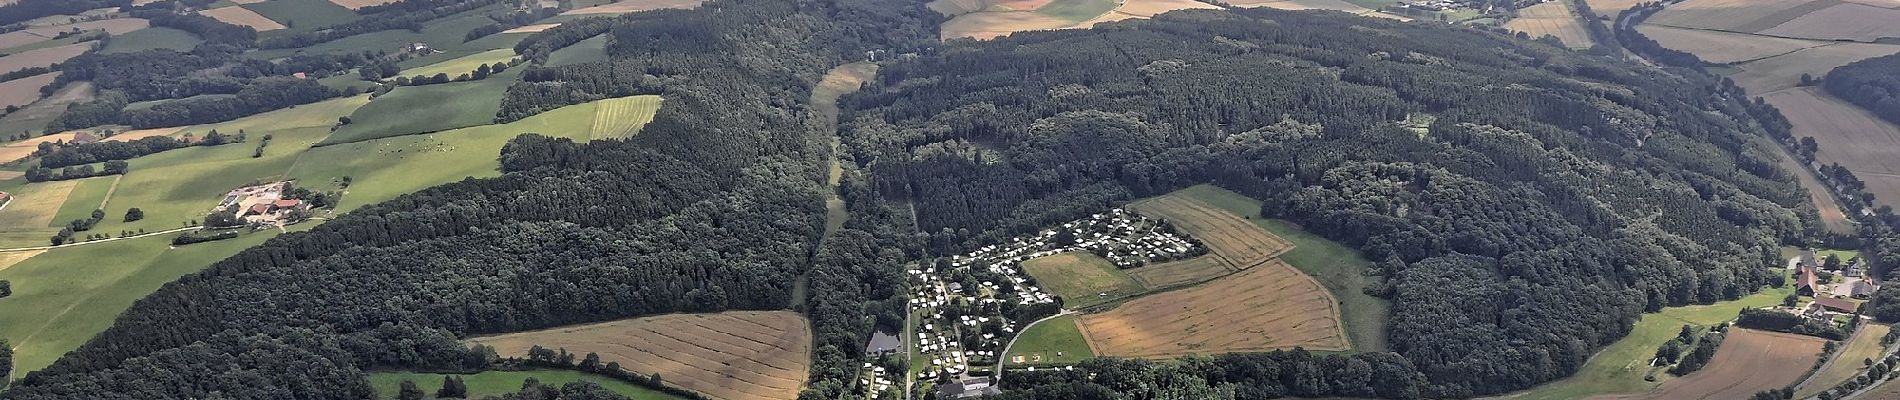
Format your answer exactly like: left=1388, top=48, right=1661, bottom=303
left=1823, top=53, right=1900, bottom=127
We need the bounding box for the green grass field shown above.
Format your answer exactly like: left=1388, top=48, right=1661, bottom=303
left=319, top=67, right=520, bottom=145
left=244, top=0, right=362, bottom=33
left=1507, top=285, right=1797, bottom=400
left=399, top=48, right=516, bottom=79
left=368, top=370, right=685, bottom=400
left=1034, top=0, right=1117, bottom=22
left=124, top=94, right=236, bottom=111
left=249, top=4, right=511, bottom=60
left=1173, top=184, right=1391, bottom=353
left=547, top=34, right=610, bottom=67
left=1797, top=323, right=1891, bottom=398
left=0, top=226, right=305, bottom=377
left=1021, top=252, right=1144, bottom=309
left=100, top=27, right=202, bottom=54
left=1002, top=315, right=1094, bottom=366
left=48, top=175, right=114, bottom=227
left=290, top=95, right=654, bottom=211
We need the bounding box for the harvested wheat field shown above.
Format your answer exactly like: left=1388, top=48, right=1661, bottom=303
left=199, top=6, right=287, bottom=31
left=1113, top=0, right=1221, bottom=17
left=503, top=23, right=561, bottom=33
left=1507, top=0, right=1594, bottom=49
left=1128, top=193, right=1291, bottom=271
left=941, top=11, right=1078, bottom=39
left=1078, top=259, right=1348, bottom=357
left=1644, top=0, right=1835, bottom=33
left=1125, top=257, right=1230, bottom=289
left=1764, top=87, right=1900, bottom=208
left=563, top=0, right=709, bottom=15
left=326, top=0, right=400, bottom=9
left=1636, top=24, right=1826, bottom=64
left=1584, top=0, right=1644, bottom=14
left=1758, top=3, right=1900, bottom=42
left=0, top=180, right=78, bottom=230
left=0, top=72, right=57, bottom=110
left=1727, top=42, right=1900, bottom=93
left=470, top=311, right=811, bottom=400
left=0, top=42, right=91, bottom=75
left=1592, top=328, right=1826, bottom=400
left=0, top=250, right=43, bottom=273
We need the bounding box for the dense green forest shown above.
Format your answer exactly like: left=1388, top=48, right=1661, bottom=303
left=0, top=0, right=935, bottom=399
left=837, top=8, right=1806, bottom=397
left=1824, top=53, right=1900, bottom=127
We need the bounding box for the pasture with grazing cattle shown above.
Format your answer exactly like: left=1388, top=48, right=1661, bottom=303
left=469, top=311, right=812, bottom=400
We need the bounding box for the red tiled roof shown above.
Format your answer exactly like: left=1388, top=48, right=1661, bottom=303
left=1814, top=297, right=1859, bottom=313
left=272, top=199, right=301, bottom=208
left=247, top=203, right=270, bottom=215
left=1797, top=265, right=1818, bottom=290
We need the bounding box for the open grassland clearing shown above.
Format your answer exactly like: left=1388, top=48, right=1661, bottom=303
left=327, top=0, right=401, bottom=10
left=1593, top=328, right=1827, bottom=400
left=243, top=0, right=363, bottom=32
left=0, top=227, right=305, bottom=378
left=1795, top=323, right=1890, bottom=398
left=1022, top=252, right=1145, bottom=308
left=1002, top=314, right=1094, bottom=366
left=1078, top=259, right=1349, bottom=357
left=289, top=95, right=656, bottom=211
left=369, top=370, right=686, bottom=400
left=1501, top=285, right=1794, bottom=400
left=399, top=48, right=516, bottom=79
left=321, top=67, right=521, bottom=145
left=1644, top=0, right=1835, bottom=33
left=48, top=175, right=115, bottom=227
left=590, top=95, right=662, bottom=140
left=1764, top=87, right=1900, bottom=209
left=1758, top=3, right=1900, bottom=42
left=1727, top=43, right=1900, bottom=94
left=0, top=179, right=76, bottom=230
left=470, top=311, right=812, bottom=400
left=199, top=5, right=288, bottom=31
left=928, top=0, right=990, bottom=14
left=1175, top=184, right=1390, bottom=352
left=1035, top=0, right=1119, bottom=21
left=0, top=72, right=57, bottom=110
left=0, top=42, right=91, bottom=75
left=1635, top=24, right=1826, bottom=64
left=100, top=27, right=203, bottom=53
left=562, top=0, right=709, bottom=15
left=1506, top=0, right=1594, bottom=49
left=547, top=34, right=609, bottom=66
left=1128, top=191, right=1291, bottom=271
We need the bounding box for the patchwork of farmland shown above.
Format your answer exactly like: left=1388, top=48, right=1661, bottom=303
left=0, top=71, right=57, bottom=110
left=468, top=311, right=812, bottom=400
left=0, top=82, right=96, bottom=149
left=1077, top=259, right=1349, bottom=357
left=1592, top=328, right=1826, bottom=400
left=0, top=42, right=92, bottom=75
left=1756, top=2, right=1900, bottom=42
left=1643, top=0, right=1834, bottom=33
left=1506, top=0, right=1594, bottom=49
left=1636, top=24, right=1826, bottom=64
left=1764, top=88, right=1900, bottom=208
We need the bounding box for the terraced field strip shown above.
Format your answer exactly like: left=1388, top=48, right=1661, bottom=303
left=591, top=95, right=664, bottom=140
left=1128, top=194, right=1292, bottom=271
left=470, top=311, right=811, bottom=400
left=1591, top=328, right=1826, bottom=400
left=1077, top=259, right=1349, bottom=357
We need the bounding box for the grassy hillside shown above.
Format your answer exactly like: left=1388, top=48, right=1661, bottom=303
left=99, top=27, right=202, bottom=54
left=245, top=0, right=362, bottom=33
left=319, top=68, right=521, bottom=145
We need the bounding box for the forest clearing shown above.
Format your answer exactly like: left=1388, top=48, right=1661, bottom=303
left=469, top=311, right=813, bottom=400
left=1077, top=259, right=1349, bottom=357
left=1592, top=328, right=1826, bottom=400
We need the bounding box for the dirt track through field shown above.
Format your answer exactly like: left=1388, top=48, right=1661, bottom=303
left=1591, top=328, right=1825, bottom=400
left=1078, top=259, right=1348, bottom=357
left=470, top=311, right=811, bottom=400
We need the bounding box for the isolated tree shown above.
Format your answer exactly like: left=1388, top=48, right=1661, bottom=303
left=436, top=375, right=466, bottom=398
left=397, top=380, right=424, bottom=400
left=123, top=208, right=144, bottom=222
left=0, top=280, right=10, bottom=298
left=1783, top=294, right=1799, bottom=307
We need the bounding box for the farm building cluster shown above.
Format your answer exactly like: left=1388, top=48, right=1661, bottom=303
left=1789, top=249, right=1881, bottom=321
left=891, top=208, right=1204, bottom=384
left=215, top=181, right=311, bottom=225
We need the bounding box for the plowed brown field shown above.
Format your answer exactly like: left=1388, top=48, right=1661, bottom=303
left=470, top=311, right=812, bottom=400
left=1591, top=328, right=1825, bottom=400
left=1078, top=259, right=1348, bottom=357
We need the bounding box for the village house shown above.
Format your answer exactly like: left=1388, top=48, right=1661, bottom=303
left=1831, top=278, right=1882, bottom=299
left=1812, top=297, right=1859, bottom=314
left=864, top=330, right=902, bottom=357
